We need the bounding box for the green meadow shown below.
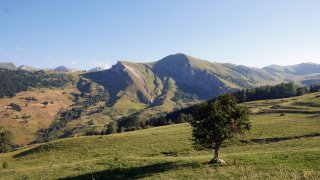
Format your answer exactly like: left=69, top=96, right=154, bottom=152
left=0, top=93, right=320, bottom=179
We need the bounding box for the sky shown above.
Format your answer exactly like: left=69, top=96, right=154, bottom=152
left=0, top=0, right=320, bottom=70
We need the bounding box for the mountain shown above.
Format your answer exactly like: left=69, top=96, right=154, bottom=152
left=263, top=63, right=320, bottom=76
left=18, top=65, right=38, bottom=71
left=152, top=54, right=279, bottom=97
left=82, top=53, right=320, bottom=119
left=53, top=66, right=83, bottom=72
left=88, top=67, right=106, bottom=72
left=0, top=62, right=17, bottom=70
left=84, top=53, right=281, bottom=107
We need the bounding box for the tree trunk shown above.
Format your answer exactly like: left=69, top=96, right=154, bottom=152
left=213, top=145, right=219, bottom=161
left=209, top=145, right=220, bottom=163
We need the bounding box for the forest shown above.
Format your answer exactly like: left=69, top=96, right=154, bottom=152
left=0, top=69, right=75, bottom=98
left=98, top=82, right=320, bottom=134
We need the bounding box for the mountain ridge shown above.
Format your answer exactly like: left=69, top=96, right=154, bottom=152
left=83, top=53, right=320, bottom=112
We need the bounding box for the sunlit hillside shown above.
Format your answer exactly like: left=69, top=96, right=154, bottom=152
left=1, top=92, right=319, bottom=179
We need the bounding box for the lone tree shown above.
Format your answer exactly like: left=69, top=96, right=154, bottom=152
left=190, top=94, right=251, bottom=164
left=0, top=129, right=14, bottom=153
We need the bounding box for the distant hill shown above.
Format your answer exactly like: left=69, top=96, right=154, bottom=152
left=263, top=62, right=320, bottom=76
left=53, top=66, right=83, bottom=72
left=0, top=62, right=17, bottom=70
left=18, top=65, right=38, bottom=71
left=88, top=67, right=106, bottom=72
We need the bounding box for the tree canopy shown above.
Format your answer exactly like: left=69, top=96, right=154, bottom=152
left=190, top=94, right=251, bottom=163
left=0, top=130, right=14, bottom=153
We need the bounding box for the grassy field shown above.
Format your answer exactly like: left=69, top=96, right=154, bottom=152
left=0, top=93, right=319, bottom=179
left=0, top=88, right=77, bottom=145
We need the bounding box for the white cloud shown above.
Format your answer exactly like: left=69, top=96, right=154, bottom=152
left=70, top=60, right=77, bottom=66
left=0, top=48, right=4, bottom=55
left=93, top=61, right=111, bottom=69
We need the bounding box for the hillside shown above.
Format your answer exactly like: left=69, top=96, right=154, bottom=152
left=84, top=54, right=282, bottom=105
left=0, top=88, right=76, bottom=144
left=0, top=92, right=319, bottom=179
left=1, top=54, right=320, bottom=145
left=82, top=53, right=320, bottom=122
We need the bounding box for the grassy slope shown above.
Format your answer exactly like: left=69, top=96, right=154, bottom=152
left=0, top=87, right=77, bottom=145
left=185, top=54, right=280, bottom=87
left=0, top=93, right=320, bottom=179
left=83, top=54, right=283, bottom=123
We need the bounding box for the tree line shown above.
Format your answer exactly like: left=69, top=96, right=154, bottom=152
left=0, top=69, right=75, bottom=98
left=233, top=82, right=310, bottom=102
left=88, top=82, right=320, bottom=136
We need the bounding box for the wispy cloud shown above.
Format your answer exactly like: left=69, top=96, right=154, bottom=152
left=93, top=61, right=111, bottom=69
left=70, top=60, right=77, bottom=66
left=0, top=48, right=4, bottom=55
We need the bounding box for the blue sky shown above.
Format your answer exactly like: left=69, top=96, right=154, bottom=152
left=0, top=0, right=320, bottom=69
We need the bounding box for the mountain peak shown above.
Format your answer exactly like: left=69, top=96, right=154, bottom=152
left=157, top=53, right=193, bottom=67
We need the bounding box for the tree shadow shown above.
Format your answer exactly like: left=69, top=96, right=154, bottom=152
left=60, top=162, right=184, bottom=180
left=13, top=144, right=49, bottom=158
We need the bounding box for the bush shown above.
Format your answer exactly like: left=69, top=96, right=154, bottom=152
left=9, top=103, right=21, bottom=112
left=2, top=161, right=8, bottom=169
left=106, top=121, right=118, bottom=134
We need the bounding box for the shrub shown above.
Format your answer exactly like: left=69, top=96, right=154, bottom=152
left=2, top=161, right=8, bottom=169
left=9, top=103, right=21, bottom=112
left=106, top=121, right=118, bottom=134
